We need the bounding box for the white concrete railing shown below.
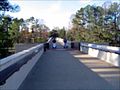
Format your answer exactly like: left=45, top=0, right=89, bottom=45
left=0, top=44, right=44, bottom=90
left=80, top=42, right=120, bottom=67
left=56, top=38, right=71, bottom=48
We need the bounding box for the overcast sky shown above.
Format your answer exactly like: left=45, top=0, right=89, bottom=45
left=9, top=0, right=120, bottom=30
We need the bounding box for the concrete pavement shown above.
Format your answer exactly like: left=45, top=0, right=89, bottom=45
left=70, top=50, right=120, bottom=90
left=18, top=49, right=115, bottom=90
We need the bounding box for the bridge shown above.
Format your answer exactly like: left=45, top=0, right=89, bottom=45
left=0, top=38, right=120, bottom=90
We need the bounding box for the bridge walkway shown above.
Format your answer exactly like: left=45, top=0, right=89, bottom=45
left=18, top=43, right=119, bottom=90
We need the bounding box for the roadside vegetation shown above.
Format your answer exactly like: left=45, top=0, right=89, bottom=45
left=68, top=1, right=120, bottom=46
left=0, top=0, right=120, bottom=58
left=0, top=0, right=49, bottom=58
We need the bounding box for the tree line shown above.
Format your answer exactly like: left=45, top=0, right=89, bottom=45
left=0, top=0, right=120, bottom=58
left=67, top=2, right=120, bottom=46
left=0, top=0, right=49, bottom=58
left=49, top=1, right=120, bottom=47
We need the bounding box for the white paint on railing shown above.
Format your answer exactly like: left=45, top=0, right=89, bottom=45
left=0, top=44, right=43, bottom=71
left=56, top=38, right=71, bottom=48
left=47, top=37, right=52, bottom=43
left=86, top=43, right=120, bottom=52
left=0, top=44, right=44, bottom=90
left=80, top=43, right=120, bottom=67
left=0, top=48, right=44, bottom=90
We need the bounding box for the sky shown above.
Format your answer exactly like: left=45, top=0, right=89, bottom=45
left=8, top=0, right=120, bottom=30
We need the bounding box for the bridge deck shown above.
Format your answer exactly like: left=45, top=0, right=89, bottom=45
left=18, top=43, right=119, bottom=90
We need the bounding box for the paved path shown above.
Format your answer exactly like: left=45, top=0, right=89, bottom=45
left=18, top=49, right=115, bottom=90
left=70, top=50, right=120, bottom=90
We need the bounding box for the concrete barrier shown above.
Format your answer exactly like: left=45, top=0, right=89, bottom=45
left=56, top=38, right=71, bottom=48
left=80, top=42, right=120, bottom=67
left=0, top=44, right=44, bottom=90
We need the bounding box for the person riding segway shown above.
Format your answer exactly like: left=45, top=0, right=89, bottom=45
left=52, top=38, right=57, bottom=49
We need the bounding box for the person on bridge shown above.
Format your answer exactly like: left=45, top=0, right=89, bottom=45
left=52, top=38, right=57, bottom=49
left=63, top=38, right=68, bottom=48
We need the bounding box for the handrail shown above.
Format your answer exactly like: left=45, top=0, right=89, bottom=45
left=44, top=37, right=52, bottom=51
left=0, top=44, right=43, bottom=85
left=80, top=42, right=120, bottom=55
left=47, top=37, right=52, bottom=43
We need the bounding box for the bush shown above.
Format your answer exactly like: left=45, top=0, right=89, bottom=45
left=34, top=37, right=47, bottom=43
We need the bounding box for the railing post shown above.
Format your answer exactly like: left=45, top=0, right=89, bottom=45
left=71, top=42, right=74, bottom=49
left=79, top=42, right=81, bottom=51
left=44, top=43, right=49, bottom=52
left=44, top=43, right=46, bottom=52
left=47, top=43, right=49, bottom=50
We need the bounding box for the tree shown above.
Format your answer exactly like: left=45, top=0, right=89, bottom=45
left=0, top=0, right=20, bottom=16
left=0, top=16, right=13, bottom=58
left=0, top=0, right=20, bottom=58
left=108, top=3, right=120, bottom=29
left=10, top=18, right=24, bottom=43
left=102, top=2, right=120, bottom=45
left=71, top=2, right=120, bottom=46
left=57, top=27, right=66, bottom=38
left=18, top=17, right=49, bottom=43
left=49, top=29, right=59, bottom=38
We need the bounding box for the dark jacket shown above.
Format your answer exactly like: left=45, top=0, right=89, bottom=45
left=52, top=39, right=56, bottom=43
left=64, top=38, right=67, bottom=43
